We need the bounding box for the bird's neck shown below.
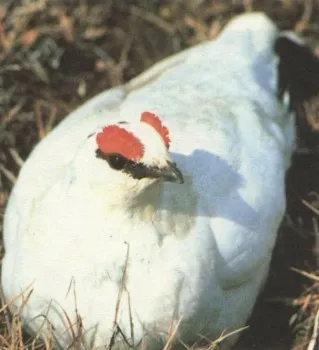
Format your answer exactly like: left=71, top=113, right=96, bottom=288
left=127, top=182, right=163, bottom=221
left=92, top=177, right=197, bottom=239
left=127, top=177, right=198, bottom=239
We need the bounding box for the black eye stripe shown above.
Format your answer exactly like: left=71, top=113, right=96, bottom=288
left=96, top=150, right=129, bottom=170
left=95, top=149, right=156, bottom=179
left=123, top=162, right=151, bottom=179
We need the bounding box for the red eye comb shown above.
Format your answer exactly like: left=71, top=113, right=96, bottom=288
left=96, top=125, right=144, bottom=161
left=140, top=111, right=171, bottom=148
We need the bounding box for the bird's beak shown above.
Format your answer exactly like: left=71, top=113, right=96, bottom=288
left=152, top=161, right=184, bottom=184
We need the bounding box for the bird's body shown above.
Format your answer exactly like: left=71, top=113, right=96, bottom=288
left=2, top=13, right=317, bottom=349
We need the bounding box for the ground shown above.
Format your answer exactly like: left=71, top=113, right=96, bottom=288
left=0, top=0, right=319, bottom=349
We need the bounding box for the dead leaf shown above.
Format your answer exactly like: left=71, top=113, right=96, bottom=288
left=83, top=27, right=108, bottom=40
left=59, top=13, right=74, bottom=42
left=18, top=29, right=39, bottom=46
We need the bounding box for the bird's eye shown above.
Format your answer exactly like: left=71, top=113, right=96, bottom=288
left=107, top=154, right=128, bottom=170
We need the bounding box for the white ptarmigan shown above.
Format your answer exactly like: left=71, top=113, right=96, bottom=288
left=2, top=12, right=319, bottom=349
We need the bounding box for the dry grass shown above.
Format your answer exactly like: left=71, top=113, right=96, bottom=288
left=0, top=0, right=319, bottom=349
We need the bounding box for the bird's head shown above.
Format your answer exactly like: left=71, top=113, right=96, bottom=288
left=92, top=111, right=183, bottom=206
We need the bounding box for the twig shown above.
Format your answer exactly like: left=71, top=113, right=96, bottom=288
left=35, top=100, right=46, bottom=139
left=130, top=6, right=175, bottom=35
left=307, top=307, right=319, bottom=350
left=8, top=148, right=24, bottom=167
left=211, top=326, right=249, bottom=349
left=162, top=316, right=183, bottom=350
left=313, top=217, right=319, bottom=267
left=296, top=0, right=314, bottom=33
left=127, top=291, right=134, bottom=348
left=109, top=242, right=130, bottom=349
left=0, top=165, right=16, bottom=184
left=0, top=284, right=12, bottom=343
left=291, top=267, right=319, bottom=282
left=302, top=199, right=319, bottom=216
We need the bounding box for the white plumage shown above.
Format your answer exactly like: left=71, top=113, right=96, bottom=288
left=2, top=12, right=316, bottom=349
